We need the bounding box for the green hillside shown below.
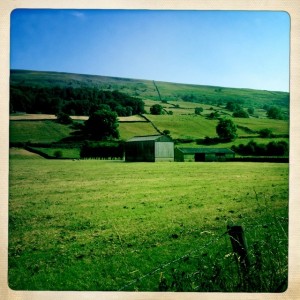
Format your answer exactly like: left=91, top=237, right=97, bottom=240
left=9, top=69, right=289, bottom=159
left=10, top=69, right=289, bottom=112
left=10, top=120, right=74, bottom=143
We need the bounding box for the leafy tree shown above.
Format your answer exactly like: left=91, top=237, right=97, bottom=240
left=226, top=101, right=241, bottom=112
left=56, top=112, right=73, bottom=125
left=247, top=107, right=254, bottom=115
left=232, top=109, right=249, bottom=118
left=195, top=107, right=203, bottom=115
left=85, top=108, right=119, bottom=140
left=208, top=111, right=219, bottom=119
left=150, top=104, right=164, bottom=115
left=259, top=128, right=274, bottom=138
left=216, top=118, right=237, bottom=141
left=266, top=106, right=283, bottom=120
left=232, top=140, right=288, bottom=156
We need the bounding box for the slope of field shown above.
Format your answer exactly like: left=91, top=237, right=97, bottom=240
left=9, top=148, right=43, bottom=159
left=9, top=118, right=158, bottom=145
left=146, top=114, right=289, bottom=140
left=119, top=122, right=158, bottom=140
left=9, top=158, right=288, bottom=291
left=11, top=69, right=289, bottom=111
left=9, top=120, right=74, bottom=143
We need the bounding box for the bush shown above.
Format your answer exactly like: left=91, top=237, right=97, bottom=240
left=233, top=109, right=249, bottom=118
left=232, top=140, right=288, bottom=156
left=195, top=107, right=203, bottom=115
left=259, top=128, right=274, bottom=138
left=56, top=112, right=73, bottom=125
left=54, top=150, right=63, bottom=158
left=150, top=104, right=164, bottom=115
left=266, top=106, right=283, bottom=120
left=247, top=107, right=255, bottom=115
left=80, top=141, right=124, bottom=159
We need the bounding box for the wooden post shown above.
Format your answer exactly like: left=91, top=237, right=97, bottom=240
left=227, top=225, right=250, bottom=275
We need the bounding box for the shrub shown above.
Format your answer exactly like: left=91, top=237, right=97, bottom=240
left=56, top=112, right=73, bottom=125
left=232, top=140, right=288, bottom=156
left=54, top=150, right=63, bottom=158
left=266, top=106, right=283, bottom=120
left=195, top=107, right=203, bottom=115
left=80, top=141, right=124, bottom=159
left=259, top=128, right=274, bottom=138
left=247, top=107, right=255, bottom=115
left=233, top=109, right=249, bottom=118
left=150, top=104, right=164, bottom=115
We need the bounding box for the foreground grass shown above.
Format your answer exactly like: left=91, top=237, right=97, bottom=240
left=9, top=158, right=288, bottom=291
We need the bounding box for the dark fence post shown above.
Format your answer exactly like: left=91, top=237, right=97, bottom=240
left=227, top=225, right=250, bottom=276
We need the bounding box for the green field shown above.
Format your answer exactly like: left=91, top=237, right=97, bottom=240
left=9, top=120, right=74, bottom=143
left=10, top=114, right=289, bottom=145
left=9, top=154, right=288, bottom=291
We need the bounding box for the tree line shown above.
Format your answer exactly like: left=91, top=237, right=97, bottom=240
left=10, top=85, right=145, bottom=116
left=80, top=141, right=124, bottom=159
left=232, top=140, right=288, bottom=156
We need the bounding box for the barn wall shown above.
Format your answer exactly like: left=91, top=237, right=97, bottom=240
left=125, top=141, right=155, bottom=162
left=155, top=142, right=174, bottom=162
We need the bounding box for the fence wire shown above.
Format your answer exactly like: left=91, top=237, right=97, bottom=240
left=117, top=217, right=288, bottom=292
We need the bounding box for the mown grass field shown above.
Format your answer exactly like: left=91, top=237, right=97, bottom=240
left=9, top=120, right=74, bottom=143
left=9, top=154, right=288, bottom=291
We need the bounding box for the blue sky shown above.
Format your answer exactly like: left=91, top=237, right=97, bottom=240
left=10, top=9, right=290, bottom=92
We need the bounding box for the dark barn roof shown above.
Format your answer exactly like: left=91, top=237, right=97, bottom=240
left=177, top=148, right=235, bottom=154
left=127, top=135, right=173, bottom=142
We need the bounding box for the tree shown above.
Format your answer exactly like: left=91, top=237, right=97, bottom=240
left=150, top=104, right=164, bottom=115
left=85, top=108, right=119, bottom=140
left=232, top=109, right=249, bottom=118
left=56, top=112, right=73, bottom=125
left=266, top=106, right=283, bottom=120
left=247, top=107, right=254, bottom=115
left=259, top=128, right=274, bottom=138
left=226, top=101, right=241, bottom=112
left=195, top=107, right=203, bottom=115
left=216, top=118, right=237, bottom=141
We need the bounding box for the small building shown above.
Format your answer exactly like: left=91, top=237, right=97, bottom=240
left=125, top=135, right=174, bottom=162
left=175, top=147, right=235, bottom=162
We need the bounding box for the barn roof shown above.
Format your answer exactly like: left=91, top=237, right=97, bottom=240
left=176, top=147, right=235, bottom=154
left=127, top=135, right=173, bottom=142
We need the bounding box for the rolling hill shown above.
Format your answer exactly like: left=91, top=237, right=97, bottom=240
left=10, top=69, right=289, bottom=159
left=10, top=69, right=289, bottom=112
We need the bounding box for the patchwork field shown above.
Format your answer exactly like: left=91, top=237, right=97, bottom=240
left=9, top=156, right=288, bottom=291
left=9, top=120, right=74, bottom=143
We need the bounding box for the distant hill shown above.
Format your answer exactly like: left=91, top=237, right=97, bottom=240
left=10, top=69, right=289, bottom=112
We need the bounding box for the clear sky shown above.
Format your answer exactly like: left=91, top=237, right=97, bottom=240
left=10, top=9, right=290, bottom=92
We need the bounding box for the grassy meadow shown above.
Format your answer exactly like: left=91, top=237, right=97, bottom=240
left=9, top=154, right=288, bottom=291
left=9, top=120, right=74, bottom=144
left=9, top=70, right=290, bottom=291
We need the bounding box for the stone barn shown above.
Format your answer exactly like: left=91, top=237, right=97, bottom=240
left=125, top=135, right=174, bottom=162
left=175, top=147, right=235, bottom=162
